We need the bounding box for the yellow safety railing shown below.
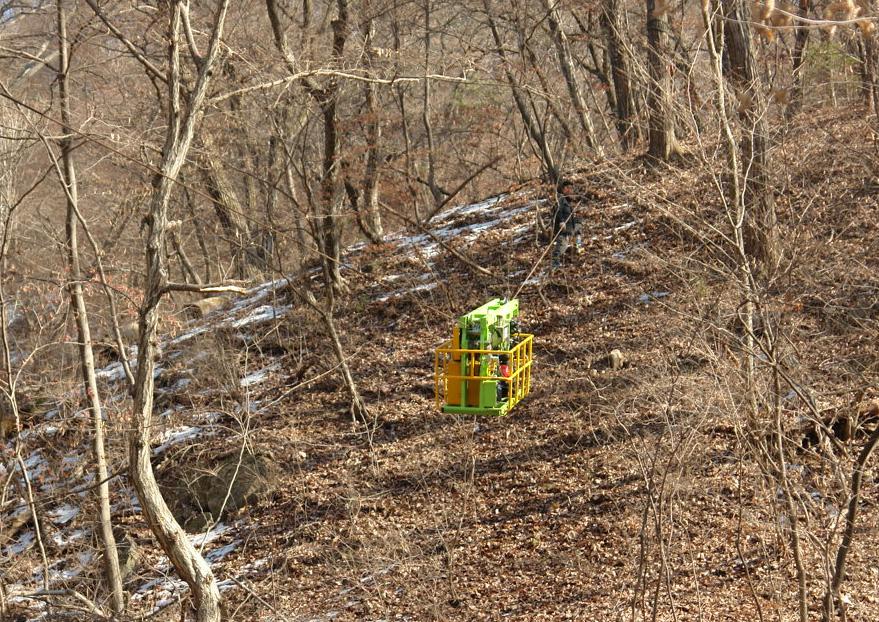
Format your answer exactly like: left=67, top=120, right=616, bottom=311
left=434, top=334, right=533, bottom=415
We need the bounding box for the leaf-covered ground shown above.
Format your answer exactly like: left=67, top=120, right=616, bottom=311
left=2, top=107, right=879, bottom=621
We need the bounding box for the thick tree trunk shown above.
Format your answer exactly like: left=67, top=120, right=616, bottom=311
left=201, top=133, right=258, bottom=280
left=859, top=19, right=879, bottom=115
left=602, top=0, right=638, bottom=150
left=130, top=4, right=229, bottom=621
left=645, top=0, right=681, bottom=160
left=56, top=3, right=125, bottom=614
left=786, top=0, right=811, bottom=117
left=722, top=0, right=778, bottom=271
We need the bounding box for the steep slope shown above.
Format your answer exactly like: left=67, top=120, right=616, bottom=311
left=2, top=108, right=879, bottom=621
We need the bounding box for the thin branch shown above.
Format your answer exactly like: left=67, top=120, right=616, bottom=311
left=83, top=0, right=168, bottom=83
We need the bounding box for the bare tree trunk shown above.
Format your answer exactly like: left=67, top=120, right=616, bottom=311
left=645, top=0, right=681, bottom=160
left=541, top=0, right=601, bottom=155
left=722, top=0, right=778, bottom=271
left=265, top=0, right=347, bottom=293
left=353, top=0, right=384, bottom=243
left=602, top=0, right=638, bottom=150
left=823, top=423, right=879, bottom=621
left=201, top=133, right=257, bottom=280
left=786, top=0, right=811, bottom=117
left=130, top=4, right=229, bottom=620
left=56, top=3, right=124, bottom=614
left=182, top=177, right=213, bottom=283
left=858, top=7, right=879, bottom=116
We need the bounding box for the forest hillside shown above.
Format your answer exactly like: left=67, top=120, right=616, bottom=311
left=1, top=2, right=879, bottom=621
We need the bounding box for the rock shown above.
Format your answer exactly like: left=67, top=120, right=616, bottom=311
left=160, top=450, right=278, bottom=532
left=609, top=349, right=625, bottom=371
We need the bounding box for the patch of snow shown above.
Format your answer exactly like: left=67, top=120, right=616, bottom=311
left=614, top=219, right=640, bottom=233
left=169, top=325, right=208, bottom=346
left=153, top=426, right=208, bottom=455
left=190, top=522, right=233, bottom=549
left=206, top=540, right=240, bottom=562
left=374, top=281, right=438, bottom=303
left=638, top=291, right=671, bottom=304
left=21, top=452, right=48, bottom=480
left=4, top=529, right=34, bottom=555
left=60, top=455, right=82, bottom=475
left=229, top=304, right=291, bottom=328
left=241, top=363, right=280, bottom=387
left=433, top=195, right=505, bottom=223
left=52, top=528, right=88, bottom=548
left=96, top=361, right=127, bottom=382
left=47, top=504, right=79, bottom=525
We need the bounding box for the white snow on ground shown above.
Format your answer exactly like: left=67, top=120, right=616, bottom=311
left=190, top=522, right=234, bottom=548
left=47, top=504, right=79, bottom=525
left=638, top=291, right=670, bottom=304
left=374, top=282, right=439, bottom=303
left=152, top=425, right=212, bottom=456
left=95, top=361, right=127, bottom=381
left=169, top=325, right=208, bottom=346
left=241, top=363, right=281, bottom=387
left=230, top=304, right=291, bottom=329
left=51, top=528, right=87, bottom=548
left=206, top=540, right=240, bottom=562
left=432, top=195, right=504, bottom=223
left=4, top=530, right=34, bottom=556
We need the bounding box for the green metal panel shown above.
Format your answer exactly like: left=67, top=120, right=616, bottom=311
left=446, top=298, right=520, bottom=414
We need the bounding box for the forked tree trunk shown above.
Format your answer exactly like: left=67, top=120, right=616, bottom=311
left=201, top=133, right=258, bottom=280
left=722, top=0, right=778, bottom=271
left=645, top=0, right=681, bottom=160
left=352, top=0, right=384, bottom=243
left=266, top=0, right=348, bottom=293
left=56, top=3, right=125, bottom=614
left=130, top=4, right=229, bottom=621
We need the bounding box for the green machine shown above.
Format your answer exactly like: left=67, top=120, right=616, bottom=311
left=434, top=298, right=534, bottom=416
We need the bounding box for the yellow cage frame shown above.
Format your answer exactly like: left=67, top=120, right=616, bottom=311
left=433, top=334, right=534, bottom=415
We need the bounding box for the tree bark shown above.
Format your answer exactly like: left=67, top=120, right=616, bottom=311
left=201, top=132, right=258, bottom=280
left=130, top=3, right=229, bottom=620
left=265, top=0, right=347, bottom=292
left=786, top=0, right=811, bottom=117
left=722, top=0, right=778, bottom=271
left=354, top=0, right=384, bottom=243
left=645, top=0, right=681, bottom=160
left=602, top=0, right=638, bottom=150
left=56, top=3, right=125, bottom=614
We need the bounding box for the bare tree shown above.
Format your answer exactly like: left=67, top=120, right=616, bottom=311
left=54, top=2, right=124, bottom=613
left=483, top=0, right=560, bottom=182
left=541, top=0, right=601, bottom=155
left=646, top=0, right=681, bottom=160
left=265, top=0, right=350, bottom=293
left=722, top=0, right=778, bottom=270
left=602, top=0, right=639, bottom=150
left=129, top=3, right=232, bottom=620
